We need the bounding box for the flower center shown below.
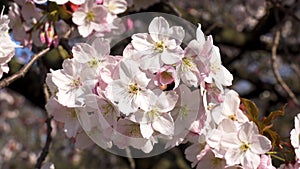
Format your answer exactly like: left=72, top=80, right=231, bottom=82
left=228, top=115, right=237, bottom=121
left=148, top=109, right=159, bottom=121
left=88, top=58, right=100, bottom=68
left=155, top=41, right=165, bottom=52
left=240, top=142, right=250, bottom=151
left=73, top=78, right=82, bottom=88
left=210, top=63, right=221, bottom=74
left=85, top=11, right=95, bottom=22
left=182, top=58, right=194, bottom=68
left=129, top=83, right=140, bottom=94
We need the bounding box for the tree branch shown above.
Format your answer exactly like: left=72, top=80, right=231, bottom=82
left=0, top=47, right=50, bottom=89
left=271, top=30, right=300, bottom=106
left=35, top=116, right=53, bottom=169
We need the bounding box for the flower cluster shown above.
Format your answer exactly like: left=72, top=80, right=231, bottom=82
left=44, top=16, right=221, bottom=151
left=45, top=16, right=278, bottom=168
left=8, top=0, right=129, bottom=49
left=72, top=0, right=127, bottom=37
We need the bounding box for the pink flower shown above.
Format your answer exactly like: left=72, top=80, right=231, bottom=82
left=0, top=7, right=19, bottom=79
left=105, top=59, right=154, bottom=116
left=40, top=22, right=59, bottom=47
left=257, top=155, right=276, bottom=169
left=49, top=0, right=85, bottom=5
left=290, top=113, right=300, bottom=160
left=279, top=161, right=300, bottom=169
left=72, top=0, right=108, bottom=37
left=154, top=65, right=179, bottom=90
left=50, top=59, right=85, bottom=107
left=129, top=91, right=178, bottom=139
left=45, top=98, right=80, bottom=138
left=131, top=16, right=184, bottom=72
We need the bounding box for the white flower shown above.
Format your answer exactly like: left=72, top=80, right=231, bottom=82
left=165, top=84, right=202, bottom=148
left=103, top=0, right=127, bottom=15
left=49, top=0, right=85, bottom=5
left=106, top=59, right=154, bottom=116
left=131, top=16, right=184, bottom=72
left=72, top=38, right=111, bottom=80
left=33, top=0, right=48, bottom=4
left=72, top=0, right=108, bottom=37
left=222, top=121, right=272, bottom=169
left=129, top=91, right=178, bottom=139
left=0, top=8, right=19, bottom=79
left=45, top=97, right=80, bottom=138
left=112, top=119, right=157, bottom=153
left=204, top=46, right=233, bottom=92
left=211, top=90, right=248, bottom=125
left=290, top=113, right=300, bottom=160
left=51, top=59, right=85, bottom=107
left=206, top=119, right=239, bottom=158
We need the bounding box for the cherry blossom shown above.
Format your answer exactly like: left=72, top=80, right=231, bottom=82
left=103, top=0, right=127, bottom=15
left=50, top=59, right=86, bottom=107
left=129, top=91, right=178, bottom=139
left=0, top=7, right=19, bottom=79
left=33, top=0, right=48, bottom=4
left=222, top=121, right=272, bottom=169
left=211, top=90, right=248, bottom=125
left=131, top=16, right=184, bottom=72
left=72, top=38, right=111, bottom=79
left=49, top=0, right=85, bottom=5
left=154, top=65, right=180, bottom=90
left=204, top=46, right=233, bottom=92
left=106, top=59, right=154, bottom=115
left=72, top=0, right=108, bottom=37
left=112, top=118, right=157, bottom=153
left=178, top=24, right=213, bottom=88
left=206, top=119, right=239, bottom=158
left=165, top=84, right=203, bottom=148
left=45, top=97, right=80, bottom=138
left=257, top=155, right=276, bottom=169
left=278, top=161, right=300, bottom=169
left=290, top=113, right=300, bottom=160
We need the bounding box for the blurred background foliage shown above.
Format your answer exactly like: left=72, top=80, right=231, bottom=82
left=0, top=0, right=300, bottom=168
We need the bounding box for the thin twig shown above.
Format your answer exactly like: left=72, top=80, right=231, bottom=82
left=35, top=116, right=53, bottom=169
left=125, top=147, right=135, bottom=169
left=271, top=30, right=300, bottom=106
left=35, top=83, right=53, bottom=169
left=0, top=47, right=50, bottom=89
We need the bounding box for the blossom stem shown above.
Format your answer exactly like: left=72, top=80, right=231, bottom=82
left=267, top=152, right=286, bottom=162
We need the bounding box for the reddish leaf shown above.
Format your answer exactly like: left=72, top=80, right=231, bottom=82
left=262, top=104, right=286, bottom=126
left=241, top=98, right=259, bottom=122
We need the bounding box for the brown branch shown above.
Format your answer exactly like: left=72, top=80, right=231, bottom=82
left=35, top=116, right=53, bottom=169
left=0, top=48, right=50, bottom=89
left=271, top=30, right=300, bottom=106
